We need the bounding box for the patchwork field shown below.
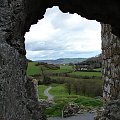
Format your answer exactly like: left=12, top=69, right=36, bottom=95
left=27, top=61, right=103, bottom=117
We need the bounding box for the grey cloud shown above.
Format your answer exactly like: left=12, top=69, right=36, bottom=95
left=25, top=6, right=101, bottom=60
left=25, top=35, right=69, bottom=51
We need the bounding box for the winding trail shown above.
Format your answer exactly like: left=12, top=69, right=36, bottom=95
left=44, top=86, right=54, bottom=100
left=44, top=87, right=95, bottom=120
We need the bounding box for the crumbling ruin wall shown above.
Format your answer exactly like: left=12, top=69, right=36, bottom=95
left=102, top=24, right=120, bottom=101
left=0, top=0, right=46, bottom=119
left=0, top=0, right=30, bottom=119
left=94, top=24, right=120, bottom=120
left=0, top=0, right=120, bottom=120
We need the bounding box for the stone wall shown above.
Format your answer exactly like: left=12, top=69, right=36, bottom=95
left=25, top=77, right=46, bottom=120
left=94, top=24, right=120, bottom=120
left=0, top=0, right=45, bottom=119
left=0, top=0, right=29, bottom=119
left=102, top=24, right=120, bottom=101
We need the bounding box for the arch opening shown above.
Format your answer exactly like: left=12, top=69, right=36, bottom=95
left=25, top=6, right=103, bottom=118
left=25, top=6, right=101, bottom=61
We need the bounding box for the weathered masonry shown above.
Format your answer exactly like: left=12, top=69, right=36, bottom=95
left=0, top=0, right=120, bottom=120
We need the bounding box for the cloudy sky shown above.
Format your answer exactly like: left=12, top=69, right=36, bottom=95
left=25, top=6, right=101, bottom=61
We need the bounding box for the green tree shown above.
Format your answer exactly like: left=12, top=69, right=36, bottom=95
left=65, top=80, right=72, bottom=95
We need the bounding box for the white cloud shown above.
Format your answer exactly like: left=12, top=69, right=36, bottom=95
left=25, top=6, right=101, bottom=60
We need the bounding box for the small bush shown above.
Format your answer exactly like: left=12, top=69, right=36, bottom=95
left=43, top=76, right=51, bottom=85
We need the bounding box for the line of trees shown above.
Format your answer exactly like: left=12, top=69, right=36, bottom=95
left=65, top=79, right=103, bottom=97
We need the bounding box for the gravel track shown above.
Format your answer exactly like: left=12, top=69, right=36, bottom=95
left=44, top=86, right=54, bottom=100
left=48, top=113, right=95, bottom=120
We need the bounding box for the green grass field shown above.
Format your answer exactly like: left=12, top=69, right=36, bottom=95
left=27, top=62, right=73, bottom=76
left=27, top=62, right=41, bottom=76
left=27, top=62, right=101, bottom=77
left=60, top=65, right=73, bottom=71
left=45, top=65, right=73, bottom=74
left=45, top=84, right=103, bottom=117
left=38, top=85, right=48, bottom=99
left=50, top=84, right=70, bottom=96
left=28, top=62, right=103, bottom=117
left=68, top=71, right=102, bottom=77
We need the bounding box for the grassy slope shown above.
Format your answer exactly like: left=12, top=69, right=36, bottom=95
left=69, top=71, right=102, bottom=77
left=27, top=62, right=73, bottom=76
left=27, top=62, right=103, bottom=117
left=27, top=62, right=101, bottom=77
left=45, top=84, right=103, bottom=117
left=60, top=65, right=73, bottom=70
left=49, top=84, right=102, bottom=106
left=27, top=62, right=41, bottom=76
left=45, top=65, right=73, bottom=74
left=50, top=84, right=69, bottom=96
left=38, top=85, right=48, bottom=99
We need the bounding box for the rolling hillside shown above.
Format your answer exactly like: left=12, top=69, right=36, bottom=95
left=37, top=58, right=87, bottom=64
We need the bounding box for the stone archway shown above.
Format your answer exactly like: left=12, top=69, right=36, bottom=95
left=0, top=0, right=120, bottom=120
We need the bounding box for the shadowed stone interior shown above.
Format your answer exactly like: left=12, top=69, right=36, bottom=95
left=0, top=0, right=120, bottom=120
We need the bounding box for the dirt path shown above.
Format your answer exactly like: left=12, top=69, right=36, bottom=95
left=44, top=86, right=54, bottom=100
left=44, top=87, right=95, bottom=120
left=48, top=112, right=95, bottom=120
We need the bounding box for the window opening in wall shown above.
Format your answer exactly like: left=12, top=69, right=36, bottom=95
left=25, top=6, right=103, bottom=119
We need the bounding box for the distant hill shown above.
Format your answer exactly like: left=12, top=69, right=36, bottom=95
left=76, top=54, right=102, bottom=69
left=37, top=58, right=87, bottom=64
